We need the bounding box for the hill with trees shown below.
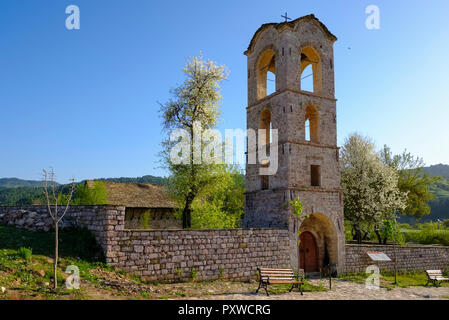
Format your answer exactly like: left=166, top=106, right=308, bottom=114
left=0, top=175, right=167, bottom=206
left=0, top=178, right=57, bottom=188
left=422, top=164, right=449, bottom=179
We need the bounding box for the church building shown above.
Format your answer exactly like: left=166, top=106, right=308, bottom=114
left=243, top=14, right=345, bottom=274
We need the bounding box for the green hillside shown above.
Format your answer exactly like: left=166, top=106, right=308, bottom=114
left=0, top=186, right=46, bottom=206
left=0, top=178, right=54, bottom=188
left=422, top=164, right=449, bottom=179
left=405, top=164, right=449, bottom=222
left=0, top=175, right=167, bottom=206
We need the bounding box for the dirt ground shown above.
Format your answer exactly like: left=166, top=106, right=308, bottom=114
left=2, top=266, right=448, bottom=300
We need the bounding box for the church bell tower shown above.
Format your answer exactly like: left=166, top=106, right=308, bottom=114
left=243, top=14, right=345, bottom=273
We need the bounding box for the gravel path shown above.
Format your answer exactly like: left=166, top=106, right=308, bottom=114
left=190, top=279, right=449, bottom=300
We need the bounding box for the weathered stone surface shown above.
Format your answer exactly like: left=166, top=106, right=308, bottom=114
left=106, top=227, right=290, bottom=282
left=2, top=203, right=448, bottom=283
left=345, top=244, right=449, bottom=273
left=243, top=16, right=345, bottom=273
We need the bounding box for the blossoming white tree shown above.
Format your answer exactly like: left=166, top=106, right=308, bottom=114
left=340, top=134, right=407, bottom=243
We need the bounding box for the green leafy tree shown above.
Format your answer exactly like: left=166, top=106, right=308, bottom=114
left=380, top=219, right=405, bottom=244
left=73, top=181, right=108, bottom=205
left=159, top=55, right=229, bottom=228
left=380, top=145, right=440, bottom=219
left=190, top=166, right=244, bottom=229
left=340, top=134, right=407, bottom=243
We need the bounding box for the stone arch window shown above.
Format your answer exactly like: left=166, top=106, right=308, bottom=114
left=304, top=104, right=320, bottom=143
left=256, top=49, right=276, bottom=99
left=300, top=46, right=322, bottom=93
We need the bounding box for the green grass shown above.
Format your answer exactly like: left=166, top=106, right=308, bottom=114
left=17, top=247, right=32, bottom=262
left=140, top=291, right=151, bottom=298
left=402, top=229, right=449, bottom=246
left=0, top=224, right=109, bottom=299
left=339, top=270, right=449, bottom=289
left=0, top=225, right=104, bottom=261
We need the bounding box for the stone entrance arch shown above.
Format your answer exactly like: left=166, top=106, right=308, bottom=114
left=299, top=213, right=339, bottom=271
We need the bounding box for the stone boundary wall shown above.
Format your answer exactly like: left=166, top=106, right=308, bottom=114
left=345, top=244, right=449, bottom=274
left=106, top=228, right=290, bottom=282
left=0, top=205, right=125, bottom=253
left=0, top=205, right=291, bottom=282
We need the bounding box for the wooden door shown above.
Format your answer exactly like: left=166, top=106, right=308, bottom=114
left=299, top=231, right=319, bottom=272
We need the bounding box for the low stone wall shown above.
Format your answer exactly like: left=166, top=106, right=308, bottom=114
left=345, top=244, right=449, bottom=273
left=0, top=205, right=291, bottom=282
left=106, top=228, right=290, bottom=282
left=0, top=205, right=124, bottom=253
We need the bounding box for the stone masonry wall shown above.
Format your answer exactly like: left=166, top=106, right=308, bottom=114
left=0, top=205, right=125, bottom=254
left=0, top=205, right=290, bottom=282
left=106, top=228, right=291, bottom=282
left=345, top=244, right=449, bottom=273
left=5, top=205, right=448, bottom=280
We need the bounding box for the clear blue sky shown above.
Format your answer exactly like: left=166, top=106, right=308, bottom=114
left=1, top=0, right=448, bottom=183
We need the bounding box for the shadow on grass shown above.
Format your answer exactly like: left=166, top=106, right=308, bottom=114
left=0, top=224, right=104, bottom=262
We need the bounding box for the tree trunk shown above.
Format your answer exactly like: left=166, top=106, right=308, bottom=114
left=54, top=221, right=58, bottom=291
left=182, top=206, right=191, bottom=229
left=353, top=227, right=362, bottom=244
left=362, top=231, right=369, bottom=241
left=182, top=194, right=194, bottom=229
left=374, top=229, right=382, bottom=244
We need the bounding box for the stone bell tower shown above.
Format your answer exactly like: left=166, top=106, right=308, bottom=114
left=243, top=15, right=345, bottom=273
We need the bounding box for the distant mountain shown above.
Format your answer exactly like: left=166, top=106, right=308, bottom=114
left=422, top=164, right=449, bottom=179
left=0, top=178, right=53, bottom=188
left=0, top=174, right=168, bottom=189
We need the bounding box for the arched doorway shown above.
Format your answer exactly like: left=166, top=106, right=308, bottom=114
left=298, top=213, right=340, bottom=273
left=299, top=231, right=319, bottom=272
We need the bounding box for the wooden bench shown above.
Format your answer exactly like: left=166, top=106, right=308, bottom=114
left=256, top=268, right=304, bottom=296
left=425, top=270, right=449, bottom=287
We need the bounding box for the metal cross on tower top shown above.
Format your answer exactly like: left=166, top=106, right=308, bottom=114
left=281, top=12, right=292, bottom=22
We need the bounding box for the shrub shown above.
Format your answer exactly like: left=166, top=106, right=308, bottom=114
left=73, top=181, right=108, bottom=205
left=443, top=219, right=449, bottom=229
left=190, top=268, right=197, bottom=281
left=140, top=210, right=151, bottom=229
left=17, top=247, right=32, bottom=262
